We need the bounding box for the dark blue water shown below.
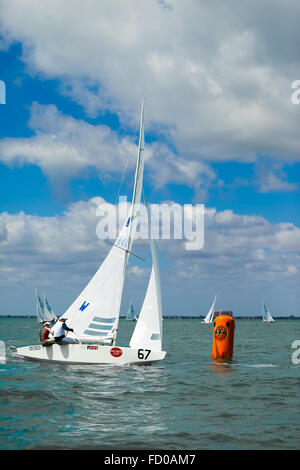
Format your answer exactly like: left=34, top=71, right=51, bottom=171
left=0, top=317, right=299, bottom=449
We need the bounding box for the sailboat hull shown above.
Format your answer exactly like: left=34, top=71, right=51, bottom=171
left=15, top=343, right=166, bottom=365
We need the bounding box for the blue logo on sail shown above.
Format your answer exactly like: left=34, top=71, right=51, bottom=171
left=79, top=301, right=90, bottom=311
left=126, top=217, right=130, bottom=227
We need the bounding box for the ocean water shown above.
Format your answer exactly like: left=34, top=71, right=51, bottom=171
left=0, top=317, right=299, bottom=450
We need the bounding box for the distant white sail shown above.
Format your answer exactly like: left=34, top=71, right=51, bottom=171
left=126, top=301, right=137, bottom=321
left=262, top=298, right=275, bottom=323
left=130, top=204, right=163, bottom=351
left=36, top=290, right=57, bottom=323
left=36, top=290, right=45, bottom=323
left=202, top=294, right=217, bottom=324
left=43, top=293, right=58, bottom=322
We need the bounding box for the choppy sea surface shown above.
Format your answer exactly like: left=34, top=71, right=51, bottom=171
left=0, top=317, right=299, bottom=450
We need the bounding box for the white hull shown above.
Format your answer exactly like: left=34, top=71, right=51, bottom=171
left=15, top=343, right=166, bottom=366
left=263, top=319, right=275, bottom=323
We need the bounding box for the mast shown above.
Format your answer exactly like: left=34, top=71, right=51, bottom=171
left=127, top=96, right=145, bottom=256
left=113, top=97, right=145, bottom=339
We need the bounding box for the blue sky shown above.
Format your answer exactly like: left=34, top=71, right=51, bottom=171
left=0, top=0, right=299, bottom=317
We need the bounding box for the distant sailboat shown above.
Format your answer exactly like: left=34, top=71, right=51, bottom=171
left=202, top=294, right=217, bottom=324
left=262, top=298, right=275, bottom=323
left=35, top=289, right=57, bottom=323
left=126, top=301, right=137, bottom=321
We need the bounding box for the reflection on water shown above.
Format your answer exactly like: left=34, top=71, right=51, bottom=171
left=210, top=359, right=236, bottom=375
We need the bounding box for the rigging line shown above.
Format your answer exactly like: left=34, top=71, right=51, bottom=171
left=114, top=150, right=132, bottom=207
left=109, top=241, right=146, bottom=261
left=114, top=103, right=141, bottom=207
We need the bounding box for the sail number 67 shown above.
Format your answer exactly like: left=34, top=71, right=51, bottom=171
left=138, top=349, right=151, bottom=360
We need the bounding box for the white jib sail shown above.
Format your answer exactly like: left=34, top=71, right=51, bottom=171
left=54, top=99, right=145, bottom=343
left=130, top=205, right=163, bottom=352
left=202, top=294, right=217, bottom=323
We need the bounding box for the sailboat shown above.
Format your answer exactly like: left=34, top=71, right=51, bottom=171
left=35, top=289, right=57, bottom=323
left=262, top=298, right=275, bottom=323
left=126, top=301, right=137, bottom=321
left=15, top=99, right=166, bottom=365
left=202, top=294, right=217, bottom=324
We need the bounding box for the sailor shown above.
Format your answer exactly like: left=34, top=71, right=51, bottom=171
left=51, top=317, right=76, bottom=343
left=42, top=321, right=52, bottom=342
left=39, top=321, right=55, bottom=347
left=39, top=321, right=50, bottom=343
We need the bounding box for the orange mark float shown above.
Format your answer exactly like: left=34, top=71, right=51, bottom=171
left=212, top=314, right=235, bottom=360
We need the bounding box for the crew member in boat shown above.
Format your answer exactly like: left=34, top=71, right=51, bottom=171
left=51, top=317, right=77, bottom=343
left=42, top=322, right=52, bottom=341
left=39, top=321, right=50, bottom=343
left=40, top=321, right=55, bottom=347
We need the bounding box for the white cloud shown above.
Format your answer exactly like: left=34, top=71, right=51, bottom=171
left=0, top=0, right=299, bottom=164
left=255, top=159, right=298, bottom=193
left=0, top=198, right=299, bottom=314
left=0, top=102, right=137, bottom=179
left=0, top=102, right=217, bottom=196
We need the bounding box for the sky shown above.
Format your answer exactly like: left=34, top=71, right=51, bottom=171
left=0, top=0, right=299, bottom=317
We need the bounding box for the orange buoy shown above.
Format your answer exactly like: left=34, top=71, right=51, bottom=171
left=212, top=314, right=235, bottom=360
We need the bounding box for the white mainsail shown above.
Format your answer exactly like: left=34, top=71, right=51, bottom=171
left=262, top=298, right=275, bottom=322
left=202, top=294, right=217, bottom=324
left=130, top=204, right=163, bottom=351
left=56, top=99, right=145, bottom=343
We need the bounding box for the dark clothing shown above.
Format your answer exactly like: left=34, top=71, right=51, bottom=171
left=54, top=335, right=65, bottom=342
left=62, top=323, right=73, bottom=332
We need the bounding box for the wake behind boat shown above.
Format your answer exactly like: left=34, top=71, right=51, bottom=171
left=15, top=98, right=166, bottom=366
